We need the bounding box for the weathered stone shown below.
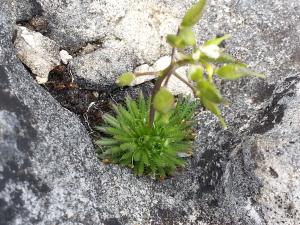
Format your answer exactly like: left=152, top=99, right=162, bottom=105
left=28, top=16, right=48, bottom=34
left=14, top=26, right=60, bottom=84
left=70, top=40, right=138, bottom=90
left=1, top=0, right=300, bottom=225
left=15, top=0, right=43, bottom=21
left=59, top=50, right=73, bottom=65
left=32, top=0, right=190, bottom=64
left=254, top=78, right=300, bottom=225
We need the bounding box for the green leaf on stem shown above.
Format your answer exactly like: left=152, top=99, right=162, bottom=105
left=197, top=79, right=223, bottom=103
left=153, top=88, right=174, bottom=114
left=179, top=27, right=196, bottom=46
left=166, top=34, right=186, bottom=49
left=200, top=52, right=237, bottom=64
left=204, top=34, right=231, bottom=46
left=116, top=72, right=135, bottom=86
left=216, top=64, right=265, bottom=80
left=167, top=27, right=196, bottom=49
left=199, top=44, right=221, bottom=59
left=201, top=96, right=227, bottom=128
left=181, top=0, right=207, bottom=27
left=204, top=63, right=214, bottom=83
left=189, top=65, right=203, bottom=82
left=177, top=52, right=195, bottom=63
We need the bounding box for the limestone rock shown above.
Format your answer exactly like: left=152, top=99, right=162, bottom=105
left=59, top=50, right=73, bottom=65
left=32, top=0, right=191, bottom=64
left=70, top=40, right=137, bottom=90
left=254, top=78, right=300, bottom=225
left=1, top=0, right=300, bottom=225
left=14, top=26, right=60, bottom=84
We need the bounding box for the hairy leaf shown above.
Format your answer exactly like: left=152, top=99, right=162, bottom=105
left=153, top=88, right=174, bottom=114
left=179, top=26, right=196, bottom=46
left=116, top=72, right=135, bottom=86
left=200, top=52, right=237, bottom=64
left=181, top=0, right=207, bottom=27
left=189, top=65, right=203, bottom=82
left=200, top=44, right=220, bottom=59
left=204, top=34, right=231, bottom=46
left=197, top=80, right=223, bottom=103
left=216, top=64, right=265, bottom=80
left=166, top=34, right=186, bottom=49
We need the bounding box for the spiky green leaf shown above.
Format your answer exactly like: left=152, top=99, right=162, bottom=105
left=96, top=94, right=196, bottom=179
left=95, top=139, right=119, bottom=146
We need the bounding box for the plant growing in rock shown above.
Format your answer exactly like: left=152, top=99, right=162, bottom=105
left=96, top=95, right=197, bottom=177
left=96, top=0, right=264, bottom=178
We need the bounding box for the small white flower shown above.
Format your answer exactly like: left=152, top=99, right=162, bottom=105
left=192, top=49, right=201, bottom=61
left=200, top=44, right=220, bottom=59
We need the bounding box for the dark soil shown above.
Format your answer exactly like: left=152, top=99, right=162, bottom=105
left=42, top=65, right=153, bottom=134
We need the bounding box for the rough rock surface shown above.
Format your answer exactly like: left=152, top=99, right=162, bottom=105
left=32, top=0, right=192, bottom=63
left=15, top=0, right=300, bottom=91
left=254, top=79, right=300, bottom=225
left=27, top=0, right=193, bottom=91
left=15, top=0, right=43, bottom=22
left=1, top=1, right=300, bottom=225
left=70, top=40, right=138, bottom=90
left=14, top=26, right=60, bottom=83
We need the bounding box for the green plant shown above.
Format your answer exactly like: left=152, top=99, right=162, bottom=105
left=96, top=0, right=264, bottom=178
left=96, top=95, right=197, bottom=178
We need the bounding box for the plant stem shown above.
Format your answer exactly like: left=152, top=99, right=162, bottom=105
left=172, top=72, right=197, bottom=97
left=134, top=71, right=160, bottom=77
left=164, top=28, right=180, bottom=87
left=148, top=65, right=174, bottom=127
left=148, top=59, right=190, bottom=128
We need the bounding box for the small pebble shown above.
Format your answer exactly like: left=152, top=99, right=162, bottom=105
left=60, top=50, right=73, bottom=65
left=92, top=91, right=99, bottom=98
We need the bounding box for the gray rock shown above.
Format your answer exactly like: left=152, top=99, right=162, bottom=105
left=1, top=0, right=300, bottom=225
left=32, top=0, right=192, bottom=63
left=70, top=40, right=138, bottom=90
left=27, top=16, right=48, bottom=34
left=15, top=0, right=43, bottom=21
left=254, top=77, right=300, bottom=225
left=28, top=0, right=192, bottom=90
